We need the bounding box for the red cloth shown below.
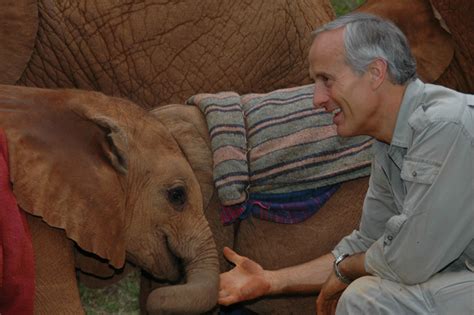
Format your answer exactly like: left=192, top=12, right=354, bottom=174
left=0, top=128, right=35, bottom=315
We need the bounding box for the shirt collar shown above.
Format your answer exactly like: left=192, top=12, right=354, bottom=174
left=390, top=78, right=425, bottom=149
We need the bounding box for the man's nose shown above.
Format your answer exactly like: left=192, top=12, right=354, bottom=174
left=313, top=84, right=330, bottom=109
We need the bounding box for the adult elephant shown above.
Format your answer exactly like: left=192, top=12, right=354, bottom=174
left=1, top=0, right=472, bottom=110
left=426, top=0, right=474, bottom=93
left=0, top=84, right=219, bottom=314
left=356, top=0, right=473, bottom=93
left=0, top=0, right=334, bottom=108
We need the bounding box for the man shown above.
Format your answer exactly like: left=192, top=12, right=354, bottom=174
left=218, top=13, right=474, bottom=314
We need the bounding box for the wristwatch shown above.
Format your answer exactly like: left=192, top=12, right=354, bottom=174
left=333, top=253, right=352, bottom=284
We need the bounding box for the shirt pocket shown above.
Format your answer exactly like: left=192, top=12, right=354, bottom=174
left=401, top=157, right=440, bottom=185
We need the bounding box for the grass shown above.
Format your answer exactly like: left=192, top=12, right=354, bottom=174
left=79, top=0, right=364, bottom=313
left=79, top=270, right=140, bottom=314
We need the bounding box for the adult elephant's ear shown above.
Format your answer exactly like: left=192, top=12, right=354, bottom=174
left=429, top=0, right=473, bottom=92
left=2, top=86, right=129, bottom=269
left=0, top=0, right=38, bottom=84
left=356, top=0, right=454, bottom=83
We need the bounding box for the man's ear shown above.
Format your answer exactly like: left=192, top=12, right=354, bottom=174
left=367, top=59, right=388, bottom=89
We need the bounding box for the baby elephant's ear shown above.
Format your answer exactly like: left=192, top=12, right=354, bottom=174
left=1, top=86, right=129, bottom=269
left=357, top=0, right=454, bottom=83
left=0, top=0, right=38, bottom=84
left=89, top=116, right=129, bottom=175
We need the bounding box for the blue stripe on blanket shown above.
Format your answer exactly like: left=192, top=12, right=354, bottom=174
left=220, top=185, right=340, bottom=224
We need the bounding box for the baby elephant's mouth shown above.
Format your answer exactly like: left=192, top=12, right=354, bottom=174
left=153, top=233, right=182, bottom=282
left=129, top=231, right=182, bottom=283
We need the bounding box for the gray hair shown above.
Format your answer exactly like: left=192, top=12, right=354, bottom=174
left=312, top=13, right=417, bottom=84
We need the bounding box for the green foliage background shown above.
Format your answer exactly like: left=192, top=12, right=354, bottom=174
left=79, top=0, right=364, bottom=314
left=332, top=0, right=365, bottom=16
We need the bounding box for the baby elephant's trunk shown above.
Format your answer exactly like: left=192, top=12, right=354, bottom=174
left=146, top=221, right=219, bottom=314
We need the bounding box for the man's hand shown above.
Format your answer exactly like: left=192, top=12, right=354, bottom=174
left=316, top=271, right=348, bottom=315
left=218, top=247, right=271, bottom=306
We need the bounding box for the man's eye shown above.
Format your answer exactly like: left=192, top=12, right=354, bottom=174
left=317, top=75, right=331, bottom=86
left=322, top=78, right=331, bottom=87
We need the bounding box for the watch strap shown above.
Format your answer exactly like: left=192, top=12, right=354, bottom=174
left=333, top=253, right=352, bottom=285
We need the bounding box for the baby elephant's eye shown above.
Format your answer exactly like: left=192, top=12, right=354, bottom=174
left=167, top=186, right=187, bottom=207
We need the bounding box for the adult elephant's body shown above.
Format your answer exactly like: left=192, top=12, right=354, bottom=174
left=153, top=104, right=369, bottom=314
left=1, top=0, right=333, bottom=108
left=1, top=0, right=472, bottom=108
left=0, top=85, right=220, bottom=314
left=429, top=0, right=474, bottom=92
left=356, top=0, right=473, bottom=94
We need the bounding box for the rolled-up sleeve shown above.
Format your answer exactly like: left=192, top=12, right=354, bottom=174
left=365, top=120, right=474, bottom=284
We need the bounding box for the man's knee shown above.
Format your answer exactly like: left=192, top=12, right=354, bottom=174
left=336, top=276, right=380, bottom=314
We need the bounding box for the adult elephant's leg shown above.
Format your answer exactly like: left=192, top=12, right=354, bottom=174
left=0, top=0, right=37, bottom=85
left=27, top=215, right=84, bottom=314
left=234, top=177, right=369, bottom=314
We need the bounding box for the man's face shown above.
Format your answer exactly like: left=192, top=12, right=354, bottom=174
left=309, top=28, right=376, bottom=137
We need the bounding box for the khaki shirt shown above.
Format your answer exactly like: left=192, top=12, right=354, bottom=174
left=333, top=79, right=474, bottom=285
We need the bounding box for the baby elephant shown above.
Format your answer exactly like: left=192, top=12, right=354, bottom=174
left=0, top=84, right=219, bottom=314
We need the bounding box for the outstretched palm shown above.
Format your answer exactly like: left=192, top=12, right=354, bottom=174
left=218, top=247, right=271, bottom=305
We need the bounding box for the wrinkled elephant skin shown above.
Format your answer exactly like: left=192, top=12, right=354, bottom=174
left=1, top=0, right=472, bottom=108
left=0, top=0, right=334, bottom=108
left=429, top=0, right=474, bottom=93
left=0, top=85, right=219, bottom=314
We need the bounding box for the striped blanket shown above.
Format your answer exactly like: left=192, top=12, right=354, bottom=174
left=187, top=84, right=373, bottom=224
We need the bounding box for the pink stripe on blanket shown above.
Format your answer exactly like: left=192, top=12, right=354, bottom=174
left=244, top=97, right=324, bottom=115
left=249, top=125, right=337, bottom=161
left=204, top=104, right=241, bottom=115
left=210, top=125, right=246, bottom=137
left=215, top=175, right=249, bottom=187
left=213, top=146, right=247, bottom=167
left=250, top=140, right=373, bottom=181
left=241, top=84, right=315, bottom=102
left=302, top=161, right=371, bottom=181
left=248, top=109, right=319, bottom=136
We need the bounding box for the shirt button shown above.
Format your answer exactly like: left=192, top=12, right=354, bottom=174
left=412, top=171, right=417, bottom=177
left=384, top=235, right=393, bottom=246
